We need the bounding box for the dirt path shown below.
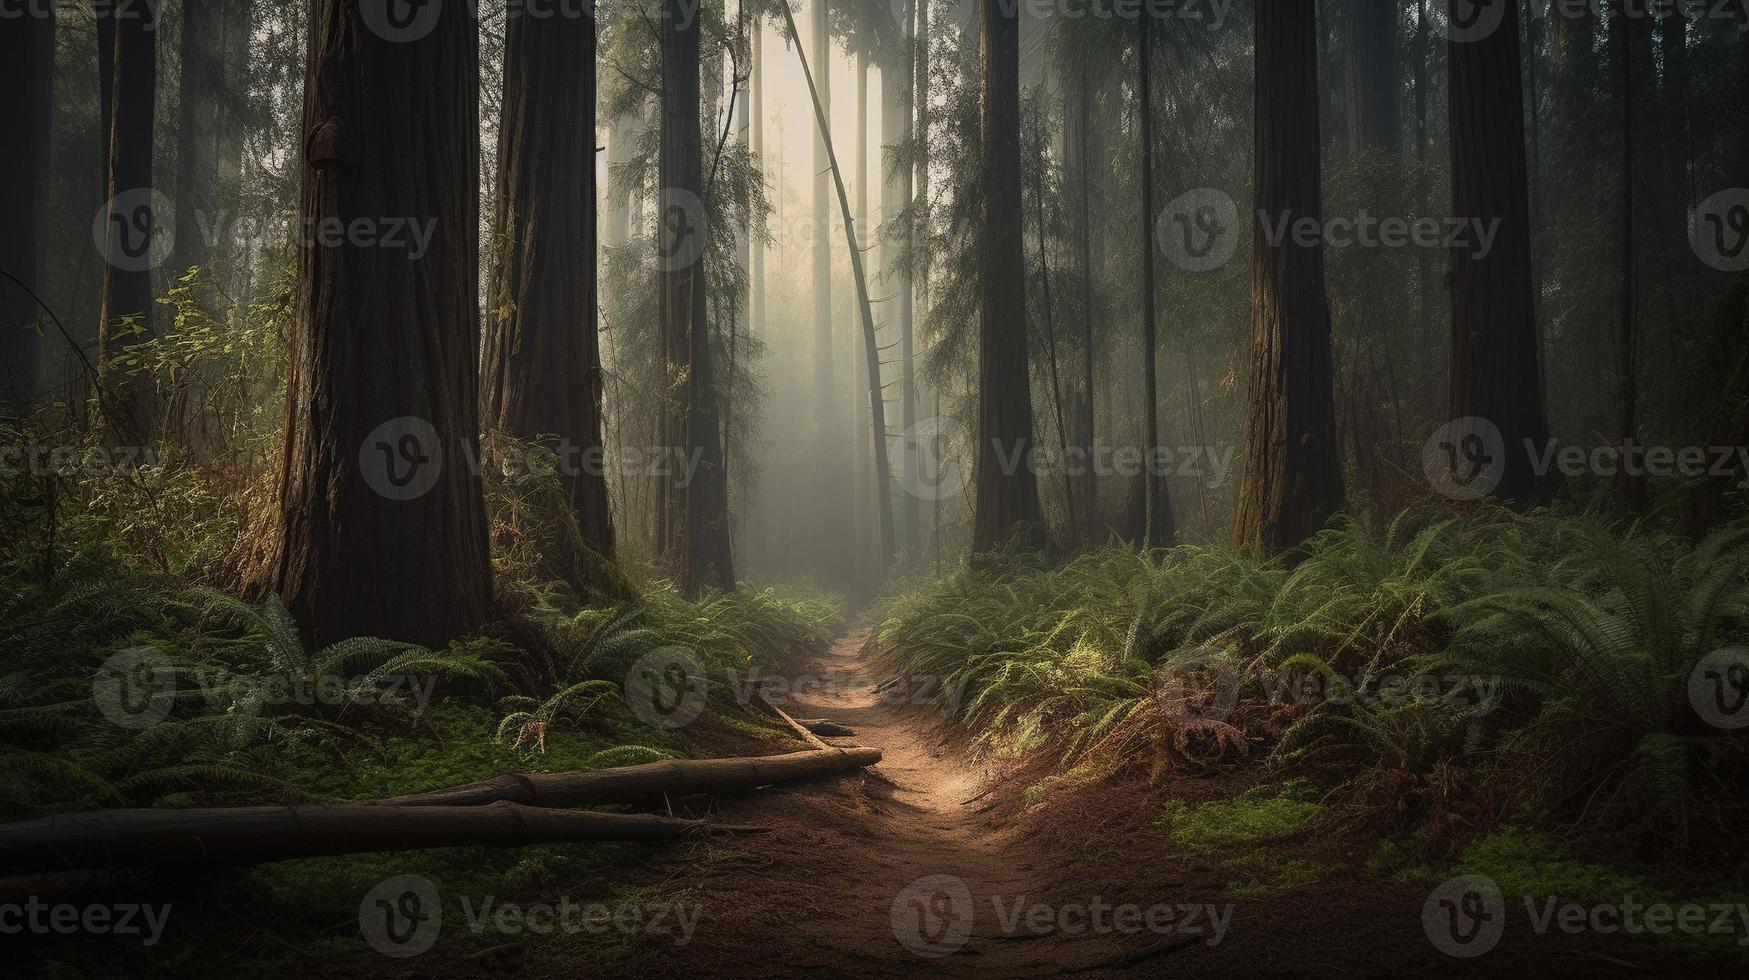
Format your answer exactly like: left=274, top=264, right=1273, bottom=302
left=653, top=626, right=1199, bottom=977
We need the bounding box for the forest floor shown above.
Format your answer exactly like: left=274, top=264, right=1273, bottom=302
left=639, top=626, right=1732, bottom=978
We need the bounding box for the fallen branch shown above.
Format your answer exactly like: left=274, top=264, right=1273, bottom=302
left=752, top=688, right=833, bottom=750
left=379, top=747, right=881, bottom=808
left=0, top=802, right=765, bottom=874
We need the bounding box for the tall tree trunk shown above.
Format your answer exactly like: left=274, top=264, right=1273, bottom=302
left=660, top=0, right=735, bottom=595
left=971, top=0, right=1045, bottom=556
left=173, top=0, right=222, bottom=281
left=271, top=0, right=492, bottom=647
left=481, top=0, right=620, bottom=597
left=97, top=9, right=159, bottom=446
left=1616, top=9, right=1646, bottom=509
left=1447, top=0, right=1552, bottom=505
left=883, top=17, right=920, bottom=561
left=1, top=8, right=51, bottom=413
left=1233, top=0, right=1344, bottom=556
left=851, top=50, right=871, bottom=585
left=809, top=0, right=842, bottom=580
left=1137, top=14, right=1174, bottom=549
left=1066, top=64, right=1098, bottom=546
left=915, top=0, right=938, bottom=570
left=1345, top=0, right=1400, bottom=147
left=750, top=23, right=766, bottom=340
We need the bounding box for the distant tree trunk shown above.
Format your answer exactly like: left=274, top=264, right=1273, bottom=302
left=1233, top=0, right=1344, bottom=556
left=480, top=0, right=620, bottom=597
left=173, top=0, right=222, bottom=281
left=809, top=0, right=843, bottom=578
left=883, top=15, right=920, bottom=561
left=1345, top=0, right=1399, bottom=147
left=665, top=0, right=735, bottom=595
left=1063, top=65, right=1098, bottom=547
left=971, top=0, right=1045, bottom=555
left=1447, top=0, right=1552, bottom=505
left=851, top=51, right=871, bottom=584
left=1, top=9, right=50, bottom=413
left=750, top=24, right=766, bottom=340
left=96, top=10, right=158, bottom=446
left=271, top=0, right=492, bottom=647
left=1137, top=14, right=1174, bottom=549
left=604, top=113, right=636, bottom=249
left=97, top=11, right=115, bottom=200
left=1616, top=11, right=1646, bottom=509
left=915, top=0, right=938, bottom=570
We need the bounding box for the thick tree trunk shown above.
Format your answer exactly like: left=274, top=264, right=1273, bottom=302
left=0, top=804, right=763, bottom=874
left=1137, top=15, right=1175, bottom=549
left=1447, top=0, right=1552, bottom=504
left=481, top=0, right=620, bottom=597
left=382, top=747, right=883, bottom=807
left=1233, top=0, right=1345, bottom=556
left=96, top=11, right=159, bottom=446
left=971, top=0, right=1045, bottom=556
left=664, top=0, right=736, bottom=596
left=271, top=1, right=493, bottom=647
left=1, top=9, right=50, bottom=413
left=1345, top=0, right=1400, bottom=147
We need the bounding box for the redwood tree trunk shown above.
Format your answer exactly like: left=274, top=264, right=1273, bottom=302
left=271, top=1, right=492, bottom=647
left=1137, top=14, right=1174, bottom=549
left=1447, top=0, right=1552, bottom=504
left=97, top=10, right=159, bottom=445
left=971, top=0, right=1045, bottom=555
left=1233, top=0, right=1344, bottom=556
left=173, top=0, right=222, bottom=281
left=481, top=0, right=619, bottom=594
left=1, top=9, right=50, bottom=413
left=664, top=0, right=735, bottom=595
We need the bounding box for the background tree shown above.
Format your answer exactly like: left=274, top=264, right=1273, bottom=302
left=96, top=8, right=158, bottom=444
left=481, top=0, right=621, bottom=597
left=1137, top=11, right=1175, bottom=549
left=970, top=0, right=1045, bottom=555
left=270, top=0, right=493, bottom=646
left=0, top=8, right=52, bottom=414
left=1233, top=0, right=1345, bottom=556
left=1447, top=0, right=1551, bottom=504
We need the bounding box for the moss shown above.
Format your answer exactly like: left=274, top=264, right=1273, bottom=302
left=1162, top=787, right=1323, bottom=853
left=1222, top=853, right=1328, bottom=898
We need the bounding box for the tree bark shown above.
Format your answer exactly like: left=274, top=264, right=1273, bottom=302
left=173, top=0, right=223, bottom=281
left=271, top=0, right=493, bottom=647
left=481, top=0, right=621, bottom=597
left=0, top=803, right=764, bottom=874
left=381, top=747, right=882, bottom=807
left=1447, top=0, right=1553, bottom=504
left=883, top=13, right=920, bottom=560
left=1, top=8, right=51, bottom=413
left=664, top=0, right=736, bottom=596
left=96, top=9, right=159, bottom=445
left=971, top=0, right=1046, bottom=556
left=810, top=0, right=844, bottom=579
left=1345, top=0, right=1400, bottom=147
left=1137, top=14, right=1175, bottom=549
left=1233, top=0, right=1345, bottom=556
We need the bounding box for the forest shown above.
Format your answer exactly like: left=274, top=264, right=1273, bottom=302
left=2, top=0, right=1748, bottom=975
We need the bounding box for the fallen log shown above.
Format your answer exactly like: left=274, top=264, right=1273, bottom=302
left=379, top=747, right=882, bottom=808
left=0, top=802, right=765, bottom=874
left=795, top=718, right=857, bottom=737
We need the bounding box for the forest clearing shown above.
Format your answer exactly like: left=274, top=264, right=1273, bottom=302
left=3, top=0, right=1749, bottom=976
